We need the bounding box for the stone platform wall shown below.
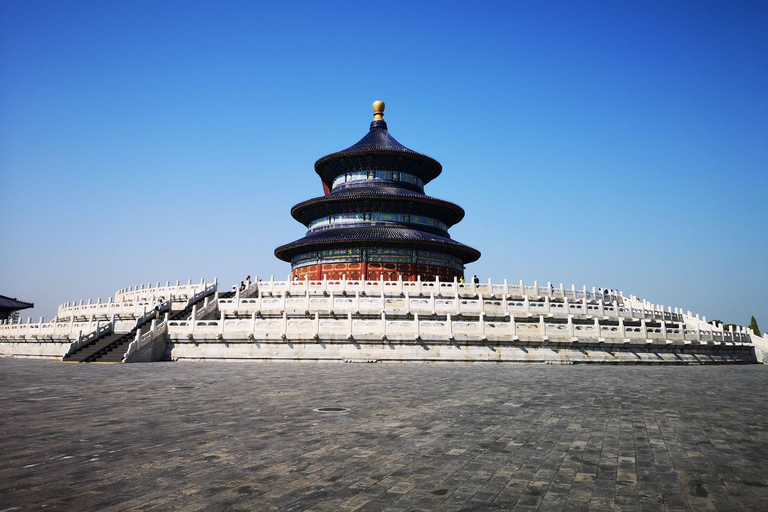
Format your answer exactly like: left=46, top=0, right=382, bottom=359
left=0, top=341, right=72, bottom=360
left=165, top=337, right=755, bottom=364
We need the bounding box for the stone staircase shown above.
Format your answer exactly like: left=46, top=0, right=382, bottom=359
left=64, top=300, right=208, bottom=363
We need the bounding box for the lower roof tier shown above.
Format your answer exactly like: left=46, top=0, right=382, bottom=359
left=291, top=187, right=466, bottom=227
left=274, top=226, right=481, bottom=264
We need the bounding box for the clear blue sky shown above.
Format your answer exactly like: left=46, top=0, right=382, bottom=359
left=1, top=0, right=766, bottom=327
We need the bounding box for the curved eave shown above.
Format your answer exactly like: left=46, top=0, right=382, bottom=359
left=314, top=153, right=442, bottom=191
left=275, top=227, right=481, bottom=264
left=290, top=191, right=466, bottom=227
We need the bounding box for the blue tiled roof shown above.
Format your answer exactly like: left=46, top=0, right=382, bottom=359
left=275, top=226, right=480, bottom=263
left=314, top=120, right=442, bottom=186
left=291, top=188, right=465, bottom=226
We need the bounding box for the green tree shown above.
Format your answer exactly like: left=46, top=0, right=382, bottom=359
left=749, top=316, right=761, bottom=336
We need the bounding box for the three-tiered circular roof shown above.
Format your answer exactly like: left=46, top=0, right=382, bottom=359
left=275, top=101, right=480, bottom=266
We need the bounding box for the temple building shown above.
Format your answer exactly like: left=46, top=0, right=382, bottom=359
left=274, top=101, right=480, bottom=281
left=2, top=101, right=765, bottom=366
left=0, top=295, right=33, bottom=322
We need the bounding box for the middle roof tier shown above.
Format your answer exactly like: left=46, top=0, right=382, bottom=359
left=291, top=185, right=466, bottom=228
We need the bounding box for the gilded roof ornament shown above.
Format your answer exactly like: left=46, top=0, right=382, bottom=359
left=372, top=100, right=385, bottom=120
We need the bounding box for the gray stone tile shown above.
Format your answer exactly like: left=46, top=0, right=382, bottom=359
left=0, top=360, right=767, bottom=511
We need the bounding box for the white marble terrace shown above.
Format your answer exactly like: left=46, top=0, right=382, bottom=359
left=1, top=275, right=765, bottom=363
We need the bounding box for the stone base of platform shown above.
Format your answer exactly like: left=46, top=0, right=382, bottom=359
left=165, top=339, right=756, bottom=364
left=0, top=341, right=71, bottom=359
left=1, top=338, right=758, bottom=364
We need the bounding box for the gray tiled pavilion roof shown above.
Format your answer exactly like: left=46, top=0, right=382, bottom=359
left=0, top=295, right=33, bottom=310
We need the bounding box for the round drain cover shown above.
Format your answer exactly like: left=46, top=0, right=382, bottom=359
left=314, top=407, right=349, bottom=413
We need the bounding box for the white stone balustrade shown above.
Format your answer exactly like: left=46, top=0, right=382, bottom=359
left=217, top=288, right=682, bottom=323
left=55, top=278, right=217, bottom=320
left=0, top=317, right=105, bottom=340
left=113, top=279, right=211, bottom=304
left=250, top=277, right=685, bottom=317
left=166, top=313, right=752, bottom=345
left=190, top=296, right=218, bottom=322
left=123, top=315, right=169, bottom=363
left=55, top=300, right=156, bottom=321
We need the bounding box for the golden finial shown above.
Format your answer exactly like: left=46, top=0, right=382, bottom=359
left=372, top=100, right=385, bottom=120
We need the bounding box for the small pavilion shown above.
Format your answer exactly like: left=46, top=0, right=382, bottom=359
left=0, top=295, right=34, bottom=321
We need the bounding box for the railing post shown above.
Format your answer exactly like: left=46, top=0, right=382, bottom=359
left=695, top=314, right=701, bottom=340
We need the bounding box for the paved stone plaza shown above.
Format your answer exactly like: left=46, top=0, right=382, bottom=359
left=1, top=360, right=767, bottom=511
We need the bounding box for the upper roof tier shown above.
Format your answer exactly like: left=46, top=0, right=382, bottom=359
left=314, top=102, right=442, bottom=189
left=291, top=187, right=466, bottom=227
